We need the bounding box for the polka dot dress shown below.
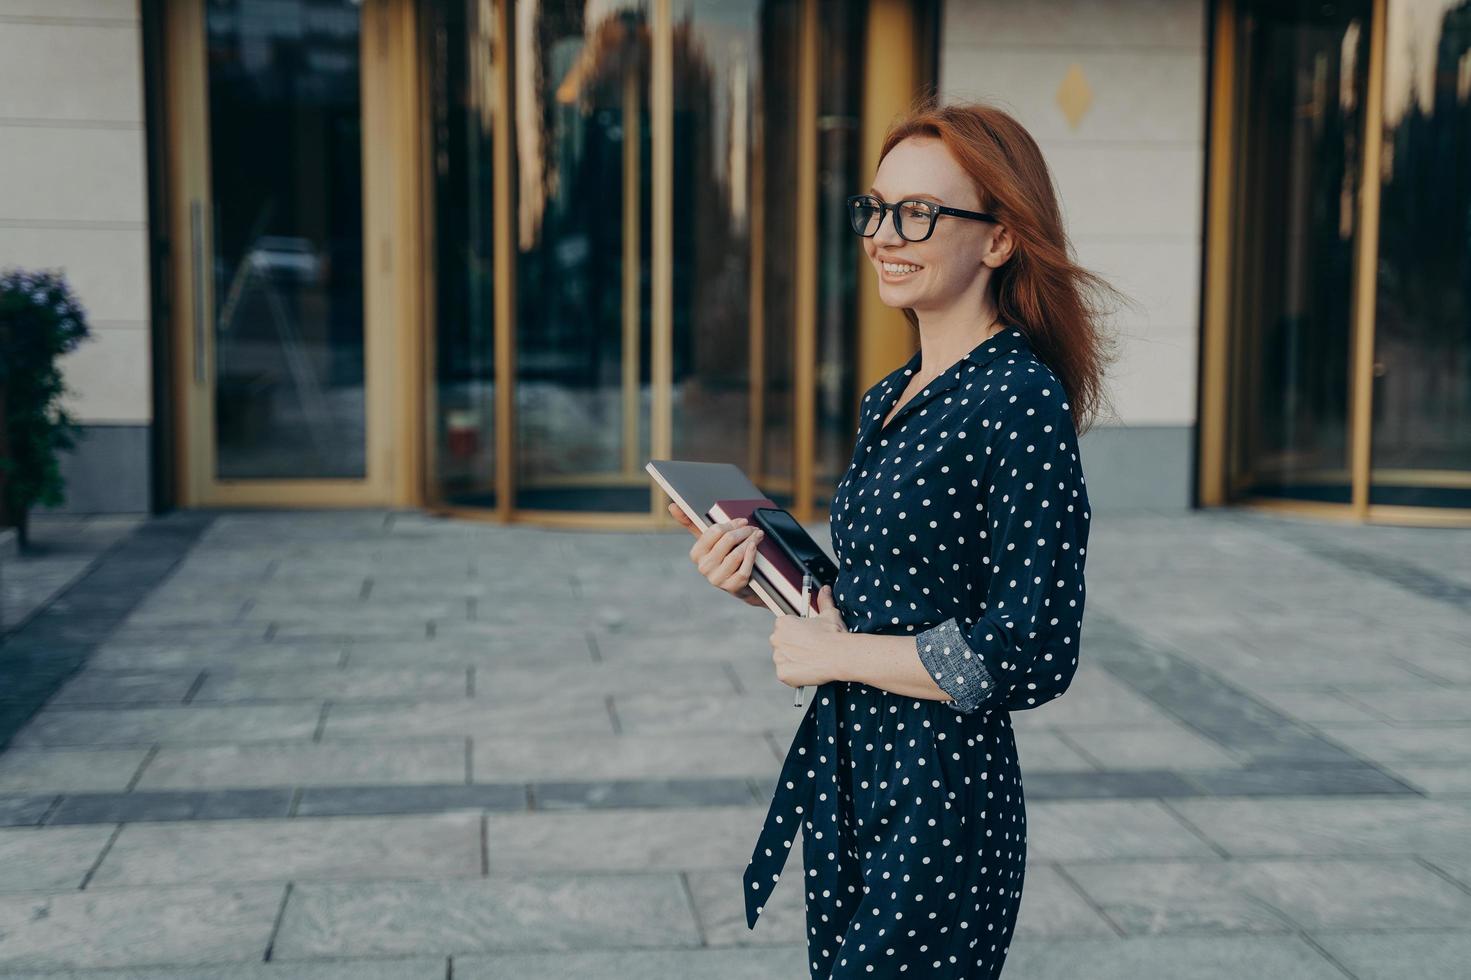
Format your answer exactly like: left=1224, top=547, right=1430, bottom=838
left=743, top=326, right=1092, bottom=979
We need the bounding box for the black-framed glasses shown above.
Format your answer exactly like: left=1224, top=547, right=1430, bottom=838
left=845, top=194, right=997, bottom=243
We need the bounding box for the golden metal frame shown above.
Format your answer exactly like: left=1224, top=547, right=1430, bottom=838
left=648, top=0, right=673, bottom=523
left=1199, top=0, right=1470, bottom=527
left=1197, top=0, right=1234, bottom=508
left=855, top=0, right=924, bottom=403
left=791, top=0, right=819, bottom=523
left=1347, top=0, right=1386, bottom=520
left=491, top=0, right=516, bottom=521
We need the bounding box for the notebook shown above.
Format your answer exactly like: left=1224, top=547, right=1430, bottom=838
left=645, top=459, right=799, bottom=616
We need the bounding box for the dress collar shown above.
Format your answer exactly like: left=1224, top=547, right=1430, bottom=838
left=961, top=324, right=1032, bottom=371
left=870, top=325, right=1033, bottom=438
left=892, top=324, right=1033, bottom=387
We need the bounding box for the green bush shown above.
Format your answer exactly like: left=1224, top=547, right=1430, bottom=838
left=0, top=267, right=92, bottom=550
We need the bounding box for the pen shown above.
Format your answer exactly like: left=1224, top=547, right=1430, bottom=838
left=795, top=572, right=813, bottom=707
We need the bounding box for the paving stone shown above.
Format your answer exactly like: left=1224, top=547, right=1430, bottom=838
left=0, top=957, right=448, bottom=979
left=1010, top=667, right=1188, bottom=729
left=685, top=866, right=805, bottom=947
left=135, top=739, right=468, bottom=790
left=1014, top=864, right=1118, bottom=937
left=341, top=631, right=594, bottom=666
left=1382, top=764, right=1471, bottom=796
left=90, top=812, right=481, bottom=886
left=999, top=934, right=1350, bottom=979
left=47, top=789, right=293, bottom=825
left=1012, top=731, right=1105, bottom=771
left=1170, top=797, right=1471, bottom=857
left=1310, top=931, right=1471, bottom=980
left=1244, top=689, right=1390, bottom=724
left=1086, top=636, right=1364, bottom=768
left=9, top=704, right=323, bottom=747
left=1060, top=728, right=1244, bottom=771
left=1418, top=853, right=1471, bottom=890
left=480, top=805, right=761, bottom=872
left=1392, top=645, right=1471, bottom=684
left=323, top=696, right=613, bottom=739
left=295, top=783, right=527, bottom=817
left=271, top=874, right=700, bottom=957
left=1021, top=770, right=1199, bottom=800
left=452, top=946, right=808, bottom=979
left=472, top=661, right=737, bottom=702
left=86, top=643, right=346, bottom=672
left=192, top=667, right=469, bottom=703
left=612, top=691, right=820, bottom=736
left=0, top=748, right=150, bottom=794
left=242, top=599, right=469, bottom=623
left=1314, top=723, right=1471, bottom=764
left=0, top=794, right=55, bottom=827
left=1065, top=858, right=1471, bottom=935
left=472, top=733, right=779, bottom=782
left=267, top=624, right=434, bottom=643
left=590, top=629, right=772, bottom=665
left=0, top=825, right=115, bottom=892
left=1025, top=801, right=1220, bottom=861
left=1181, top=763, right=1417, bottom=798
left=1334, top=687, right=1471, bottom=723
left=0, top=883, right=282, bottom=970
left=47, top=669, right=200, bottom=706
left=533, top=777, right=758, bottom=810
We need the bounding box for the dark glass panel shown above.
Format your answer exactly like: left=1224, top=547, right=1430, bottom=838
left=206, top=0, right=366, bottom=479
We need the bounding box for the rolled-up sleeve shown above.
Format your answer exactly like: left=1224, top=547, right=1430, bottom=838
left=915, top=379, right=1091, bottom=714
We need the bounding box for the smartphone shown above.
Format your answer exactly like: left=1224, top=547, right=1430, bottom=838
left=752, top=507, right=839, bottom=592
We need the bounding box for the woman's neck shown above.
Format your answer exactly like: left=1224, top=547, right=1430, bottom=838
left=912, top=302, right=1005, bottom=379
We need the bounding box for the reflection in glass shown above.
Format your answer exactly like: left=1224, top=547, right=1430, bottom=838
left=668, top=0, right=865, bottom=512
left=671, top=0, right=797, bottom=504
left=812, top=0, right=865, bottom=510
left=426, top=0, right=866, bottom=515
left=513, top=0, right=653, bottom=512
left=1226, top=0, right=1369, bottom=503
left=1370, top=0, right=1471, bottom=508
left=424, top=0, right=498, bottom=507
left=206, top=0, right=365, bottom=479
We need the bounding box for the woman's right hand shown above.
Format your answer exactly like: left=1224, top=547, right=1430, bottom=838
left=667, top=501, right=767, bottom=607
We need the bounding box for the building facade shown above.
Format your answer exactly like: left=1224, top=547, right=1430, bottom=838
left=1, top=0, right=1467, bottom=528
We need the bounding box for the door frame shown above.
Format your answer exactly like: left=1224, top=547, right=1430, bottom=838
left=162, top=0, right=424, bottom=508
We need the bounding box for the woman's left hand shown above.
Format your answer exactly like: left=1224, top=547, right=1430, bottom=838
left=770, top=584, right=849, bottom=688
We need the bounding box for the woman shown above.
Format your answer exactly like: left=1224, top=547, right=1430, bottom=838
left=671, top=100, right=1114, bottom=979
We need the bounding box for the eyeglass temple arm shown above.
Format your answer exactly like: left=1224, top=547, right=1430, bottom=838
left=935, top=205, right=997, bottom=223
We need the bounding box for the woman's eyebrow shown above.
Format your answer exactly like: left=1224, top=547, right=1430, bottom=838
left=867, top=188, right=944, bottom=203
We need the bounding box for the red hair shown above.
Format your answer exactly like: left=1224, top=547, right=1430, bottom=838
left=878, top=99, right=1122, bottom=433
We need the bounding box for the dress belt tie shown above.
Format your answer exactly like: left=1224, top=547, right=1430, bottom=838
left=742, top=682, right=833, bottom=930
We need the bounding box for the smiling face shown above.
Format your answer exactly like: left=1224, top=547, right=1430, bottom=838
left=862, top=136, right=1010, bottom=318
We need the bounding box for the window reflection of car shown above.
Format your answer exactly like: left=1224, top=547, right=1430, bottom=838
left=247, top=236, right=324, bottom=282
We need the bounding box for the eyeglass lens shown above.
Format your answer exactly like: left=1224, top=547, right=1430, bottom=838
left=848, top=197, right=937, bottom=241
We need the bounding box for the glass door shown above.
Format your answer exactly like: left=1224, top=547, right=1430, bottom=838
left=1222, top=0, right=1371, bottom=505
left=165, top=0, right=406, bottom=506
left=1368, top=0, right=1471, bottom=510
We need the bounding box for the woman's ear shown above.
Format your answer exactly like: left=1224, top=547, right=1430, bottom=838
left=983, top=223, right=1014, bottom=269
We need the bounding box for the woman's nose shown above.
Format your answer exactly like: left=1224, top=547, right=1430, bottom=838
left=872, top=208, right=904, bottom=244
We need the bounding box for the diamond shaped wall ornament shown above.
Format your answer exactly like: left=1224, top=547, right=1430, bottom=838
left=1056, top=63, right=1093, bottom=130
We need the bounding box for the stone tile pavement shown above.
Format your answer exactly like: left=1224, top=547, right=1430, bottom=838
left=0, top=507, right=1466, bottom=977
